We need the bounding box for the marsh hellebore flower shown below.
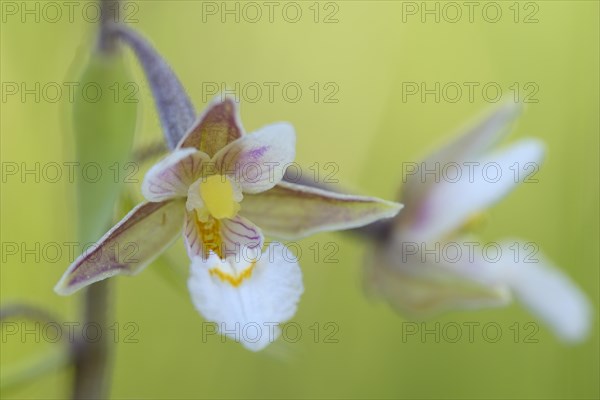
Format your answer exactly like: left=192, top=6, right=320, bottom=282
left=366, top=103, right=592, bottom=342
left=56, top=98, right=402, bottom=350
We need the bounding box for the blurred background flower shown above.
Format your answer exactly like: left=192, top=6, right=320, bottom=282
left=366, top=102, right=591, bottom=342
left=1, top=1, right=598, bottom=399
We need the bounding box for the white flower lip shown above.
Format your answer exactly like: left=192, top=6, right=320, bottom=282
left=188, top=243, right=303, bottom=352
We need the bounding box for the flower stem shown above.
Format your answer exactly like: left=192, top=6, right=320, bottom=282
left=71, top=2, right=122, bottom=397
left=72, top=279, right=113, bottom=399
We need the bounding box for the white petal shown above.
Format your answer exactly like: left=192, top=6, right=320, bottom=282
left=500, top=242, right=592, bottom=342
left=213, top=123, right=296, bottom=194
left=142, top=148, right=209, bottom=202
left=402, top=139, right=545, bottom=242
left=402, top=101, right=522, bottom=211
left=188, top=243, right=303, bottom=351
left=185, top=179, right=205, bottom=213
left=424, top=102, right=522, bottom=167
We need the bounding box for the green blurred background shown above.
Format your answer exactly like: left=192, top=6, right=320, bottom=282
left=1, top=1, right=598, bottom=398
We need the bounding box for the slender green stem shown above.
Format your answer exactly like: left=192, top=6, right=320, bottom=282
left=72, top=279, right=113, bottom=399
left=71, top=1, right=122, bottom=398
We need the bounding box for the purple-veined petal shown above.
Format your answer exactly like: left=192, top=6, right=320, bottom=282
left=184, top=212, right=263, bottom=263
left=401, top=138, right=545, bottom=242
left=239, top=181, right=402, bottom=239
left=187, top=242, right=303, bottom=351
left=177, top=97, right=244, bottom=157
left=141, top=148, right=210, bottom=202
left=184, top=210, right=210, bottom=259
left=213, top=122, right=296, bottom=194
left=220, top=216, right=264, bottom=262
left=55, top=199, right=185, bottom=295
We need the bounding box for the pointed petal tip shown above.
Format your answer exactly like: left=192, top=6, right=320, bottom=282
left=205, top=93, right=241, bottom=116
left=387, top=200, right=404, bottom=215
left=53, top=266, right=119, bottom=296
left=53, top=280, right=72, bottom=296
left=177, top=93, right=245, bottom=155
left=499, top=98, right=523, bottom=115
left=53, top=271, right=107, bottom=296
left=53, top=265, right=83, bottom=296
left=239, top=182, right=404, bottom=239
left=483, top=99, right=523, bottom=128
left=53, top=200, right=184, bottom=297
left=516, top=137, right=546, bottom=163
left=376, top=200, right=404, bottom=225
left=220, top=93, right=239, bottom=107
left=371, top=198, right=404, bottom=221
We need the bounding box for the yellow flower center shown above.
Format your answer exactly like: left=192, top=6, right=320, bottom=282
left=195, top=214, right=223, bottom=258
left=199, top=175, right=240, bottom=220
